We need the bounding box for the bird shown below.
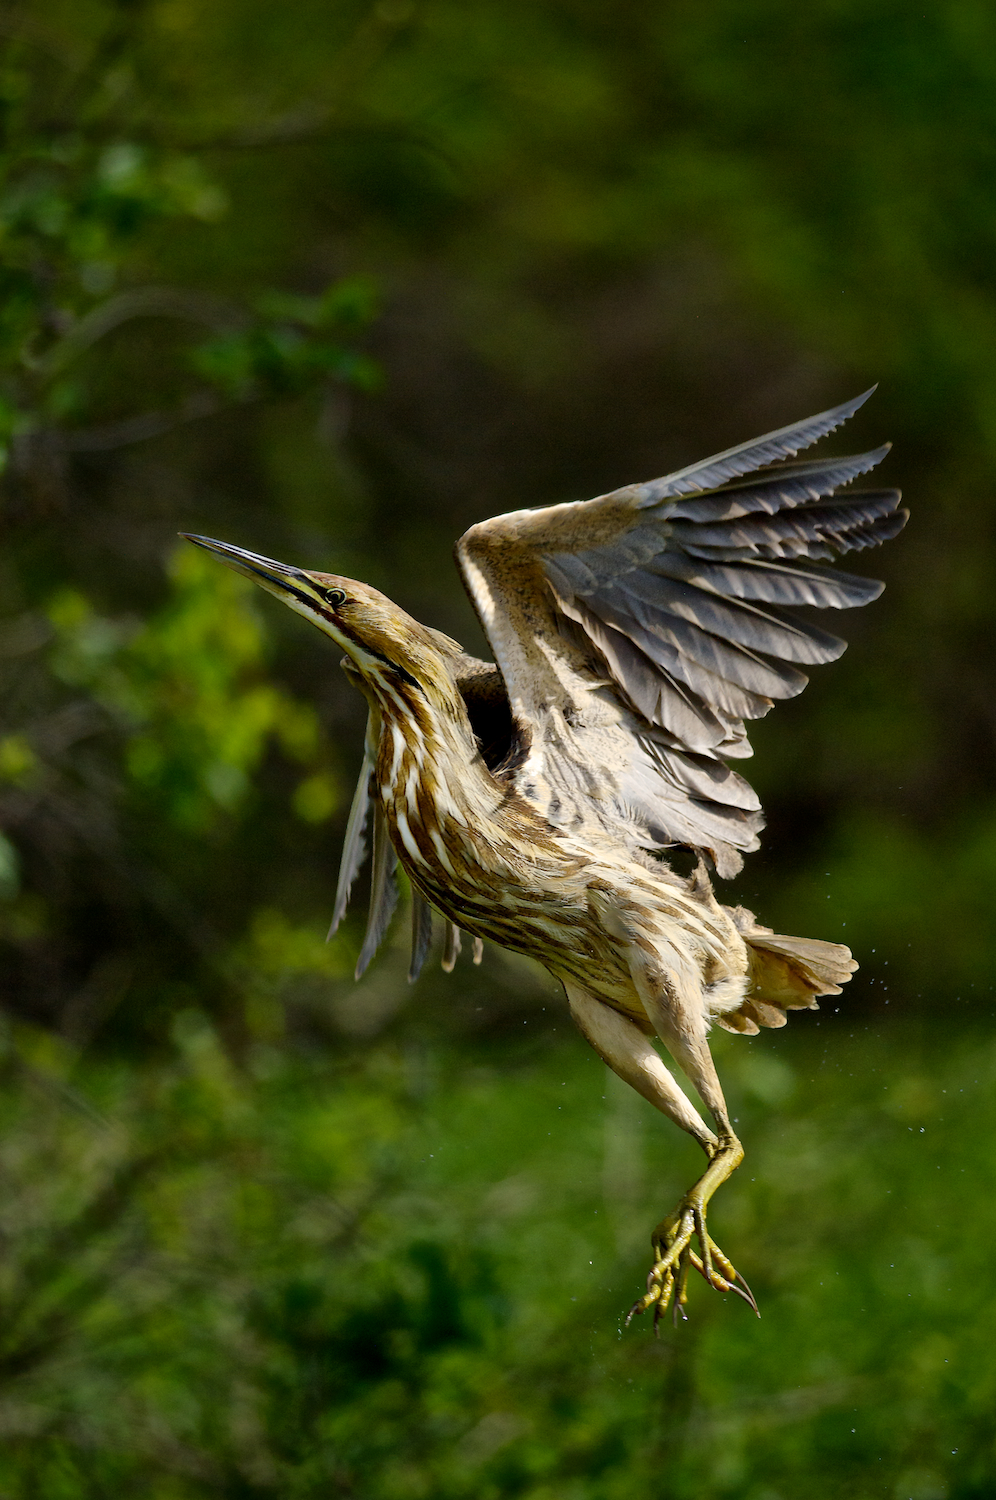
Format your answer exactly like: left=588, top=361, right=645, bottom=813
left=183, top=387, right=906, bottom=1327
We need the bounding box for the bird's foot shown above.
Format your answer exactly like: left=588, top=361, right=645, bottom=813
left=625, top=1143, right=758, bottom=1331
left=625, top=1207, right=757, bottom=1331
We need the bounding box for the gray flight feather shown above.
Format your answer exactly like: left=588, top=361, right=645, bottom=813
left=328, top=741, right=374, bottom=940
left=354, top=801, right=399, bottom=979
left=665, top=447, right=891, bottom=521
left=625, top=388, right=877, bottom=506
left=329, top=666, right=380, bottom=942
left=409, top=890, right=434, bottom=983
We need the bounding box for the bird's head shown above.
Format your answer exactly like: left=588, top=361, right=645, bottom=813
left=181, top=535, right=463, bottom=713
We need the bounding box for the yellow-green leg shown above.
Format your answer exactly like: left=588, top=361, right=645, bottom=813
left=564, top=981, right=757, bottom=1327
left=617, top=942, right=759, bottom=1327
left=626, top=1134, right=758, bottom=1330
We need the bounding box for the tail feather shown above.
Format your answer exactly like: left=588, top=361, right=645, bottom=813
left=716, top=907, right=858, bottom=1036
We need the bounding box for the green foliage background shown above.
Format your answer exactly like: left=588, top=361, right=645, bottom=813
left=0, top=2, right=993, bottom=1495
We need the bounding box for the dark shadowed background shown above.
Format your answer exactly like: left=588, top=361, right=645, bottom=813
left=0, top=2, right=993, bottom=1495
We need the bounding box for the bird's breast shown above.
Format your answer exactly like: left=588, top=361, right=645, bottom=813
left=376, top=729, right=614, bottom=965
left=374, top=714, right=746, bottom=1018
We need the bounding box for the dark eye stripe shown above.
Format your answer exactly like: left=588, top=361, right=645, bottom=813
left=248, top=567, right=422, bottom=692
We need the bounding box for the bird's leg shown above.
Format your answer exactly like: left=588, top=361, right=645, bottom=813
left=565, top=983, right=718, bottom=1146
left=623, top=944, right=757, bottom=1322
left=564, top=983, right=753, bottom=1324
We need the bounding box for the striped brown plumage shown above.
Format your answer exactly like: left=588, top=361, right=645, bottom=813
left=184, top=387, right=905, bottom=1325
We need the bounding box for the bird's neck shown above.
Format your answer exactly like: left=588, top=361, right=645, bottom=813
left=370, top=671, right=506, bottom=837
left=365, top=654, right=591, bottom=936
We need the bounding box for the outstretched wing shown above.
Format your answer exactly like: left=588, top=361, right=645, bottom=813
left=455, top=389, right=907, bottom=877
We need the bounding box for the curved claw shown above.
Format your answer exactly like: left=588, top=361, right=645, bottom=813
left=687, top=1248, right=759, bottom=1315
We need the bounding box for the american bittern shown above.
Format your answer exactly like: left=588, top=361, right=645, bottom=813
left=185, top=388, right=906, bottom=1325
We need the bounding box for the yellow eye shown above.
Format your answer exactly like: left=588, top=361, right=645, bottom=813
left=319, top=587, right=347, bottom=609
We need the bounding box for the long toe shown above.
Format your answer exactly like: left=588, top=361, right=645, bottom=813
left=629, top=1200, right=758, bottom=1326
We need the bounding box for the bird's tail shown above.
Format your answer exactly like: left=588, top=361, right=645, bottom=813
left=716, top=907, right=858, bottom=1035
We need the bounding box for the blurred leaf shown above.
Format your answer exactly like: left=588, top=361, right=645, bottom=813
left=0, top=735, right=37, bottom=786
left=0, top=831, right=20, bottom=900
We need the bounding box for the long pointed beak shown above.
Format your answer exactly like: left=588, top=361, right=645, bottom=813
left=180, top=534, right=310, bottom=601
left=180, top=533, right=352, bottom=646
